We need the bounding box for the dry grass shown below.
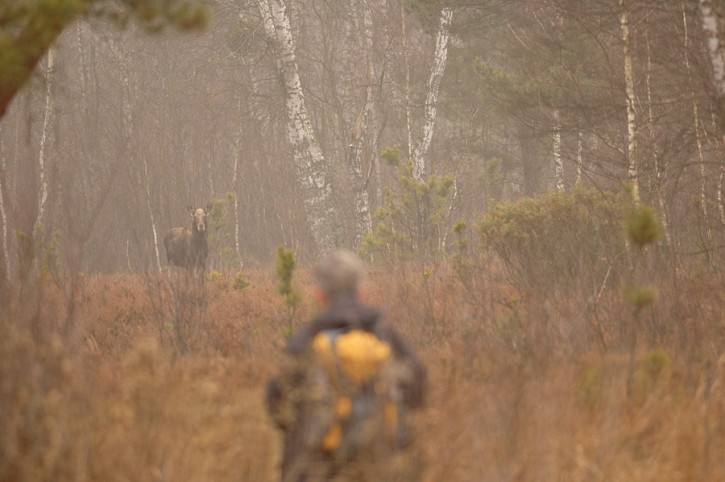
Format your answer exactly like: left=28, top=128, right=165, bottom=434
left=1, top=260, right=725, bottom=481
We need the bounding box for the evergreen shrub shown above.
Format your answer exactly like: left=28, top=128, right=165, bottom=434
left=477, top=188, right=628, bottom=294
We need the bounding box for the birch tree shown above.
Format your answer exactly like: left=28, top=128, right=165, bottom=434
left=411, top=7, right=453, bottom=182
left=402, top=4, right=414, bottom=160
left=553, top=109, right=564, bottom=191
left=257, top=0, right=343, bottom=254
left=620, top=0, right=639, bottom=203
left=232, top=108, right=243, bottom=267
left=680, top=4, right=705, bottom=248
left=699, top=0, right=725, bottom=227
left=116, top=36, right=162, bottom=270
left=643, top=21, right=671, bottom=245
left=34, top=45, right=55, bottom=240
left=0, top=125, right=9, bottom=293
left=345, top=0, right=377, bottom=248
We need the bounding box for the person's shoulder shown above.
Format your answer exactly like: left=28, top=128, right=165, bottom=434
left=284, top=312, right=342, bottom=354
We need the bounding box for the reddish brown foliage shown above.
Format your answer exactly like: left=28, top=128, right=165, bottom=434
left=1, top=261, right=724, bottom=481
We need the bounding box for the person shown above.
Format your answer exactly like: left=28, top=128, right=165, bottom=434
left=266, top=249, right=427, bottom=482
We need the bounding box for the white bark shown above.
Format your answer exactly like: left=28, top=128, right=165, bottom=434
left=576, top=130, right=583, bottom=187
left=402, top=4, right=413, bottom=161
left=648, top=21, right=671, bottom=245
left=620, top=0, right=639, bottom=203
left=700, top=0, right=725, bottom=100
left=0, top=125, right=10, bottom=283
left=553, top=109, right=564, bottom=192
left=142, top=157, right=161, bottom=271
left=76, top=22, right=89, bottom=115
left=682, top=4, right=705, bottom=246
left=411, top=7, right=453, bottom=182
left=119, top=41, right=161, bottom=270
left=232, top=137, right=242, bottom=267
left=699, top=0, right=725, bottom=228
left=35, top=45, right=55, bottom=237
left=257, top=0, right=342, bottom=253
left=346, top=0, right=376, bottom=248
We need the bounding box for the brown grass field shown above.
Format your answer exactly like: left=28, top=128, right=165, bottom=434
left=1, top=258, right=725, bottom=481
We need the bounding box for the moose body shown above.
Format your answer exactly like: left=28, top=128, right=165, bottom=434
left=163, top=204, right=212, bottom=274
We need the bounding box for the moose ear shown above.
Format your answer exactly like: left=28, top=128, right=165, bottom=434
left=187, top=204, right=194, bottom=215
left=205, top=203, right=213, bottom=214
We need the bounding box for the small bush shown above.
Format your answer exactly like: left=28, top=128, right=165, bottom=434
left=633, top=348, right=672, bottom=402
left=477, top=188, right=628, bottom=294
left=361, top=160, right=455, bottom=261
left=232, top=272, right=250, bottom=290
left=627, top=204, right=661, bottom=248
left=623, top=284, right=659, bottom=312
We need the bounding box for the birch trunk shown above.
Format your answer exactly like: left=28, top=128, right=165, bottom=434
left=77, top=22, right=89, bottom=116
left=232, top=133, right=243, bottom=267
left=719, top=170, right=725, bottom=229
left=346, top=0, right=376, bottom=248
left=119, top=41, right=161, bottom=270
left=34, top=45, right=55, bottom=239
left=576, top=130, right=583, bottom=187
left=682, top=4, right=707, bottom=248
left=648, top=20, right=671, bottom=245
left=0, top=125, right=10, bottom=289
left=553, top=109, right=564, bottom=192
left=411, top=7, right=453, bottom=182
left=402, top=4, right=413, bottom=160
left=257, top=0, right=343, bottom=253
left=699, top=0, right=725, bottom=228
left=620, top=0, right=639, bottom=203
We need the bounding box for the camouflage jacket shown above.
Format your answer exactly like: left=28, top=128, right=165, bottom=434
left=265, top=296, right=426, bottom=481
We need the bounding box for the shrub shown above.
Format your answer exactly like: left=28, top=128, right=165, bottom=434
left=232, top=272, right=250, bottom=290
left=477, top=188, right=628, bottom=294
left=361, top=160, right=455, bottom=261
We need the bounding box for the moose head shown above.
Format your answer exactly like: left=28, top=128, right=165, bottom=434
left=187, top=203, right=213, bottom=236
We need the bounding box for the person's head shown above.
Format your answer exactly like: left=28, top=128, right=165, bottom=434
left=314, top=249, right=364, bottom=304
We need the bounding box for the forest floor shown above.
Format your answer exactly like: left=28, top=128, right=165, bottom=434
left=2, top=261, right=725, bottom=481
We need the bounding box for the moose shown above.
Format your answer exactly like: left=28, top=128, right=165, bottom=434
left=163, top=204, right=213, bottom=275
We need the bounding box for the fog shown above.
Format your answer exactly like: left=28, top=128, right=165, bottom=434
left=0, top=1, right=723, bottom=276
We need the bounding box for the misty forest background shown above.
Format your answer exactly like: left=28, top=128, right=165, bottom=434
left=4, top=0, right=725, bottom=481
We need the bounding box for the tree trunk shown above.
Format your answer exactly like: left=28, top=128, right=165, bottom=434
left=346, top=0, right=377, bottom=249
left=576, top=130, right=583, bottom=187
left=119, top=38, right=161, bottom=270
left=649, top=18, right=672, bottom=246
left=682, top=4, right=708, bottom=250
left=411, top=7, right=453, bottom=182
left=700, top=0, right=725, bottom=122
left=620, top=0, right=639, bottom=203
left=34, top=45, right=55, bottom=240
left=257, top=0, right=343, bottom=254
left=402, top=4, right=413, bottom=161
left=699, top=0, right=725, bottom=228
left=553, top=109, right=564, bottom=192
left=0, top=124, right=10, bottom=296
left=232, top=131, right=243, bottom=268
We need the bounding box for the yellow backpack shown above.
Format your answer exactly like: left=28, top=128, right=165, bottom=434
left=311, top=328, right=404, bottom=458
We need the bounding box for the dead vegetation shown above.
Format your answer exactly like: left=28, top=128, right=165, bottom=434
left=1, top=258, right=724, bottom=482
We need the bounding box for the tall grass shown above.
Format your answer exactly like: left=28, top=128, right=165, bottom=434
left=1, top=257, right=724, bottom=481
